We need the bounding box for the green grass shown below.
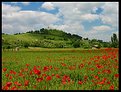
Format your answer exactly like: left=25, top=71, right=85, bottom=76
left=2, top=48, right=119, bottom=90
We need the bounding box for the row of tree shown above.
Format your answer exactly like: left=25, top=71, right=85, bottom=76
left=2, top=28, right=119, bottom=49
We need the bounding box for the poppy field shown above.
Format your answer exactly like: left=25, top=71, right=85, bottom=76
left=2, top=48, right=119, bottom=90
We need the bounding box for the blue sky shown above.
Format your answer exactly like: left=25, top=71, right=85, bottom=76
left=2, top=2, right=118, bottom=42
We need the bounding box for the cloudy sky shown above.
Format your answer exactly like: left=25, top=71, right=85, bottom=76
left=2, top=2, right=119, bottom=42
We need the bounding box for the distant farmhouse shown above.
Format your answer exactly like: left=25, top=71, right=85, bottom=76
left=92, top=45, right=100, bottom=49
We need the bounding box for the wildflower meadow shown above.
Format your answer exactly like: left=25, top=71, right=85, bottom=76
left=2, top=48, right=119, bottom=90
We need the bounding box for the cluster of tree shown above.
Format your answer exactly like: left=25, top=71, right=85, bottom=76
left=2, top=28, right=119, bottom=49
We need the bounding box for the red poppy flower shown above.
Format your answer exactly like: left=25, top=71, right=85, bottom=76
left=36, top=77, right=43, bottom=82
left=26, top=64, right=30, bottom=67
left=6, top=74, right=9, bottom=77
left=107, top=81, right=111, bottom=84
left=6, top=82, right=12, bottom=87
left=14, top=81, right=22, bottom=86
left=24, top=80, right=29, bottom=86
left=10, top=86, right=18, bottom=90
left=61, top=63, right=66, bottom=66
left=56, top=74, right=60, bottom=78
left=94, top=75, right=99, bottom=80
left=33, top=69, right=41, bottom=76
left=97, top=81, right=105, bottom=85
left=42, top=74, right=47, bottom=77
left=62, top=81, right=66, bottom=85
left=84, top=76, right=88, bottom=81
left=96, top=64, right=104, bottom=69
left=9, top=76, right=12, bottom=79
left=43, top=66, right=49, bottom=72
left=52, top=73, right=55, bottom=76
left=54, top=67, right=59, bottom=71
left=49, top=66, right=52, bottom=69
left=110, top=85, right=114, bottom=90
left=46, top=76, right=52, bottom=81
left=78, top=81, right=83, bottom=85
left=3, top=68, right=7, bottom=72
left=10, top=70, right=16, bottom=75
left=114, top=74, right=119, bottom=78
left=29, top=71, right=33, bottom=75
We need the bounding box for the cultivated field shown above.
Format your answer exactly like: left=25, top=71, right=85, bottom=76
left=2, top=48, right=119, bottom=90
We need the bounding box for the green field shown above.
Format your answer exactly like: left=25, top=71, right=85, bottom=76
left=2, top=48, right=119, bottom=90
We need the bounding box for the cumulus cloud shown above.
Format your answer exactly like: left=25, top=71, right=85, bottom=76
left=92, top=25, right=111, bottom=31
left=2, top=3, right=59, bottom=34
left=10, top=2, right=30, bottom=5
left=49, top=22, right=84, bottom=35
left=80, top=14, right=99, bottom=22
left=100, top=2, right=118, bottom=27
left=41, top=2, right=55, bottom=10
left=2, top=2, right=118, bottom=42
left=2, top=3, right=21, bottom=15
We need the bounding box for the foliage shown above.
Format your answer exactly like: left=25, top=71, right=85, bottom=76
left=111, top=33, right=118, bottom=48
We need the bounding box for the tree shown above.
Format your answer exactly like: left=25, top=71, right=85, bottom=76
left=111, top=33, right=118, bottom=48
left=73, top=40, right=80, bottom=48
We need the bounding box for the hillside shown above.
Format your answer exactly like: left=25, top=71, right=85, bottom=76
left=2, top=28, right=114, bottom=49
left=2, top=28, right=83, bottom=48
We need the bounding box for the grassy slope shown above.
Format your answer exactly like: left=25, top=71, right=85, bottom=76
left=2, top=33, right=69, bottom=43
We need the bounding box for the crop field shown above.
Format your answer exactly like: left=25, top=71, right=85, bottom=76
left=2, top=48, right=119, bottom=90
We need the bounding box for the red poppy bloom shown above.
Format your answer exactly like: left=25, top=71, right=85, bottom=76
left=42, top=74, right=47, bottom=77
left=52, top=73, right=55, bottom=76
left=56, top=74, right=60, bottom=78
left=43, top=66, right=49, bottom=72
left=3, top=68, right=7, bottom=72
left=78, top=81, right=83, bottom=85
left=24, top=80, right=29, bottom=86
left=62, top=81, right=66, bottom=85
left=10, top=70, right=16, bottom=75
left=84, top=76, right=88, bottom=81
left=49, top=66, right=52, bottom=69
left=107, top=81, right=111, bottom=84
left=90, top=68, right=94, bottom=71
left=62, top=75, right=70, bottom=83
left=26, top=64, right=30, bottom=67
left=94, top=75, right=99, bottom=80
left=9, top=76, right=12, bottom=79
left=10, top=86, right=18, bottom=90
left=114, top=74, right=119, bottom=78
left=14, top=81, right=22, bottom=86
left=6, top=82, right=12, bottom=87
left=110, top=85, right=114, bottom=90
left=29, top=71, right=33, bottom=75
left=88, top=62, right=91, bottom=65
left=61, top=63, right=66, bottom=66
left=6, top=74, right=9, bottom=77
left=46, top=76, right=52, bottom=81
left=36, top=77, right=43, bottom=82
left=54, top=67, right=59, bottom=71
left=33, top=69, right=41, bottom=76
left=97, top=81, right=105, bottom=85
left=96, top=64, right=104, bottom=69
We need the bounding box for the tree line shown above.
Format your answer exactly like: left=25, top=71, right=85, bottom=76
left=2, top=28, right=119, bottom=49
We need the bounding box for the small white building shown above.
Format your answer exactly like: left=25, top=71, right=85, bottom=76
left=92, top=45, right=99, bottom=49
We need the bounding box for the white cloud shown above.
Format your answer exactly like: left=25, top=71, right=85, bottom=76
left=49, top=22, right=84, bottom=35
left=10, top=2, right=30, bottom=5
left=41, top=2, right=55, bottom=10
left=2, top=3, right=59, bottom=34
left=80, top=14, right=99, bottom=22
left=21, top=2, right=30, bottom=5
left=2, top=3, right=21, bottom=15
left=92, top=25, right=111, bottom=31
left=2, top=2, right=118, bottom=42
left=100, top=2, right=118, bottom=27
